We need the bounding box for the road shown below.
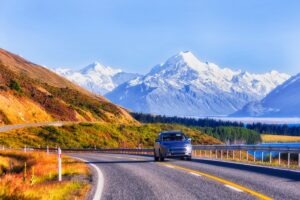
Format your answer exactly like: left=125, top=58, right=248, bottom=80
left=0, top=121, right=67, bottom=132
left=70, top=153, right=300, bottom=200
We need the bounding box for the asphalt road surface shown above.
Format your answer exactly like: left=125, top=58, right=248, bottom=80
left=70, top=153, right=300, bottom=200
left=0, top=121, right=66, bottom=132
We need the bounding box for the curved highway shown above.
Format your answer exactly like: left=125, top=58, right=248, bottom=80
left=70, top=153, right=300, bottom=200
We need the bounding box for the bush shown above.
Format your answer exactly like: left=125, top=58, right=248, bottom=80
left=9, top=80, right=21, bottom=92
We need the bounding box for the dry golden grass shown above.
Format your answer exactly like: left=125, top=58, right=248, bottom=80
left=0, top=91, right=53, bottom=124
left=0, top=150, right=90, bottom=200
left=261, top=134, right=300, bottom=143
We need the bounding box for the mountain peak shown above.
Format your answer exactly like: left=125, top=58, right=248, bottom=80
left=154, top=51, right=209, bottom=74
left=177, top=51, right=199, bottom=62
left=81, top=61, right=121, bottom=76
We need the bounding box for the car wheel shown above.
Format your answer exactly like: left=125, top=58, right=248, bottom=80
left=159, top=150, right=165, bottom=162
left=154, top=151, right=159, bottom=161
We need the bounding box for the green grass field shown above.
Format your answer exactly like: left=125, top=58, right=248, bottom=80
left=0, top=123, right=221, bottom=148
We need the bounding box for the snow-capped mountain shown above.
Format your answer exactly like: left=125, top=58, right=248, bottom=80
left=55, top=62, right=141, bottom=95
left=105, top=51, right=290, bottom=116
left=233, top=73, right=300, bottom=117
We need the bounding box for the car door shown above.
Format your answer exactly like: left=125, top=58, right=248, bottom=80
left=154, top=135, right=161, bottom=155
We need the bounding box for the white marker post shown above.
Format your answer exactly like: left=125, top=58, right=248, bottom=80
left=58, top=147, right=62, bottom=181
left=47, top=146, right=49, bottom=154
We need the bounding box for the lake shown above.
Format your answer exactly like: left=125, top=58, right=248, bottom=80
left=249, top=143, right=300, bottom=159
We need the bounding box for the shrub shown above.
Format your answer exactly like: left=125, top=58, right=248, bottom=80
left=9, top=80, right=22, bottom=92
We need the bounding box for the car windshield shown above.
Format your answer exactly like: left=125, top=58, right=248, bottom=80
left=161, top=132, right=185, bottom=141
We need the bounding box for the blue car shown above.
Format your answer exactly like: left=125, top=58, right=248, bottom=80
left=154, top=131, right=192, bottom=161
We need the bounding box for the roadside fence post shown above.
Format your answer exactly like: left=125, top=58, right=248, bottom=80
left=262, top=152, right=264, bottom=163
left=221, top=150, right=223, bottom=160
left=298, top=153, right=300, bottom=167
left=239, top=150, right=242, bottom=160
left=233, top=150, right=235, bottom=160
left=246, top=151, right=249, bottom=162
left=58, top=147, right=62, bottom=182
left=278, top=152, right=281, bottom=165
left=288, top=153, right=290, bottom=168
left=24, top=145, right=27, bottom=153
left=215, top=150, right=217, bottom=159
left=46, top=146, right=49, bottom=154
left=254, top=151, right=256, bottom=162
left=269, top=152, right=272, bottom=164
left=210, top=150, right=212, bottom=158
left=226, top=150, right=228, bottom=159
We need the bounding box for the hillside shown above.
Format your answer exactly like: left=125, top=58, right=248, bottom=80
left=233, top=73, right=300, bottom=117
left=0, top=123, right=221, bottom=148
left=106, top=51, right=289, bottom=116
left=0, top=48, right=136, bottom=125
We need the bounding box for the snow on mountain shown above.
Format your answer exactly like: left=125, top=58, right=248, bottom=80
left=54, top=62, right=141, bottom=95
left=233, top=73, right=300, bottom=117
left=105, top=51, right=290, bottom=116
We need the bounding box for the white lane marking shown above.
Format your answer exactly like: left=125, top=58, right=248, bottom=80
left=165, top=165, right=175, bottom=169
left=224, top=184, right=243, bottom=193
left=129, top=158, right=140, bottom=160
left=189, top=172, right=202, bottom=177
left=72, top=157, right=104, bottom=200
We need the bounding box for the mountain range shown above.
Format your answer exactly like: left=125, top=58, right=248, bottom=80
left=0, top=48, right=136, bottom=125
left=105, top=51, right=290, bottom=116
left=52, top=51, right=298, bottom=117
left=233, top=73, right=300, bottom=117
left=54, top=62, right=141, bottom=95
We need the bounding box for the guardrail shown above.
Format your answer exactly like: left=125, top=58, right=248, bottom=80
left=192, top=145, right=300, bottom=168
left=2, top=144, right=300, bottom=169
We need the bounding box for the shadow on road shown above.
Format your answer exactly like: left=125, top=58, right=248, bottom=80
left=190, top=158, right=300, bottom=181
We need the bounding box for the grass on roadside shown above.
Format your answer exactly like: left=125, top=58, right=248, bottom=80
left=0, top=150, right=91, bottom=200
left=0, top=122, right=221, bottom=149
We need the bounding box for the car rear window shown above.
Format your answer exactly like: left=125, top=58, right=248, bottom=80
left=161, top=133, right=185, bottom=141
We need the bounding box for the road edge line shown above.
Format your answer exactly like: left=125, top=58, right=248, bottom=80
left=72, top=156, right=104, bottom=200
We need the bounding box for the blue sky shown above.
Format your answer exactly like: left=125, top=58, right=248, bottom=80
left=1, top=0, right=300, bottom=75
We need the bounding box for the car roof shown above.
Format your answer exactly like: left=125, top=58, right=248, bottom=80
left=160, top=130, right=183, bottom=135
